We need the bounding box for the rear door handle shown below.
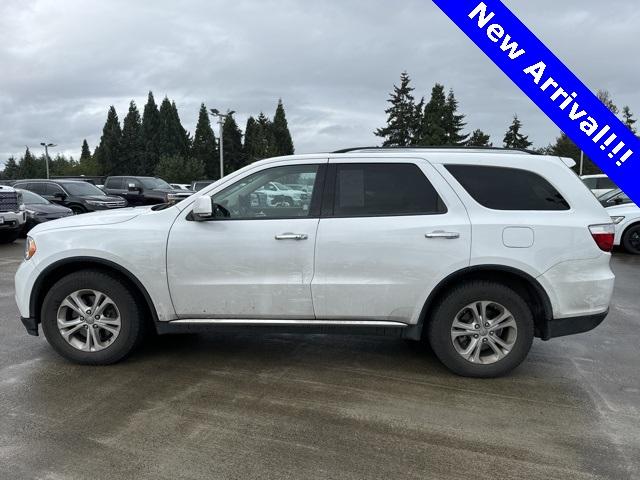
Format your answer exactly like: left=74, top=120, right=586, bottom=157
left=275, top=233, right=308, bottom=241
left=425, top=231, right=460, bottom=239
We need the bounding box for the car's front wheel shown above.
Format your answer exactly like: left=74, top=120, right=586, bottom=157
left=427, top=281, right=534, bottom=378
left=622, top=224, right=640, bottom=255
left=41, top=270, right=144, bottom=364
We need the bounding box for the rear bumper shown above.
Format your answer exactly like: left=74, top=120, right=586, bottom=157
left=541, top=310, right=608, bottom=340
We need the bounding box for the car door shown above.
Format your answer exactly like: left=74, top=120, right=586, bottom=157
left=167, top=159, right=327, bottom=319
left=312, top=158, right=471, bottom=324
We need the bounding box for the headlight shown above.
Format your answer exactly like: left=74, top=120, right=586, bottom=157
left=610, top=216, right=625, bottom=224
left=24, top=237, right=37, bottom=260
left=85, top=200, right=107, bottom=206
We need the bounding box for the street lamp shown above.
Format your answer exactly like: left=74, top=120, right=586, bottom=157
left=40, top=142, right=56, bottom=179
left=209, top=109, right=235, bottom=179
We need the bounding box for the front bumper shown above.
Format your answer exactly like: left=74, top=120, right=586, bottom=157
left=541, top=310, right=608, bottom=340
left=0, top=211, right=26, bottom=230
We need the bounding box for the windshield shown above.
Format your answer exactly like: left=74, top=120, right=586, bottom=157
left=61, top=182, right=106, bottom=196
left=18, top=189, right=49, bottom=205
left=140, top=177, right=172, bottom=190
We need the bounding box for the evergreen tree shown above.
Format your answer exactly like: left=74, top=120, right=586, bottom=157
left=418, top=83, right=448, bottom=146
left=155, top=155, right=205, bottom=184
left=443, top=89, right=468, bottom=145
left=245, top=113, right=278, bottom=163
left=20, top=147, right=45, bottom=178
left=171, top=100, right=192, bottom=156
left=466, top=129, right=492, bottom=147
left=192, top=103, right=218, bottom=179
left=622, top=106, right=637, bottom=134
left=120, top=101, right=145, bottom=175
left=157, top=97, right=191, bottom=159
left=244, top=116, right=261, bottom=163
left=222, top=113, right=246, bottom=174
left=503, top=115, right=532, bottom=149
left=80, top=139, right=91, bottom=162
left=551, top=133, right=600, bottom=175
left=77, top=140, right=99, bottom=176
left=94, top=106, right=122, bottom=175
left=375, top=72, right=422, bottom=146
left=272, top=99, right=294, bottom=155
left=141, top=92, right=161, bottom=175
left=597, top=90, right=619, bottom=116
left=1, top=157, right=20, bottom=179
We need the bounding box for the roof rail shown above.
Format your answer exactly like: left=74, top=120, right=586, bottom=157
left=332, top=146, right=541, bottom=155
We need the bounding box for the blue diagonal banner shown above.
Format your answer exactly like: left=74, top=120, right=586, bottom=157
left=432, top=0, right=640, bottom=204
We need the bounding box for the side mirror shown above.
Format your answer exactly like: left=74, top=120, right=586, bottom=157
left=192, top=196, right=213, bottom=221
left=128, top=183, right=141, bottom=193
left=54, top=192, right=66, bottom=200
left=614, top=197, right=623, bottom=205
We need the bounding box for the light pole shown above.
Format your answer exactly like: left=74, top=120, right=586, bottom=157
left=209, top=109, right=235, bottom=179
left=40, top=142, right=56, bottom=179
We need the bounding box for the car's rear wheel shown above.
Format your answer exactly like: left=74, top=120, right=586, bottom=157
left=427, top=281, right=534, bottom=378
left=41, top=270, right=143, bottom=364
left=622, top=224, right=640, bottom=255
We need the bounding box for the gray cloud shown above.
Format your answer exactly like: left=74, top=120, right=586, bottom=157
left=1, top=0, right=638, bottom=167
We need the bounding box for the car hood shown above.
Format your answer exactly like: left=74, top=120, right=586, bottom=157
left=30, top=206, right=151, bottom=234
left=26, top=203, right=72, bottom=214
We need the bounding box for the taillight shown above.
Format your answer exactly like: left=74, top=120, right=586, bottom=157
left=589, top=224, right=615, bottom=252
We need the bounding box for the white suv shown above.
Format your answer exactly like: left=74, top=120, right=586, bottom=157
left=14, top=148, right=616, bottom=377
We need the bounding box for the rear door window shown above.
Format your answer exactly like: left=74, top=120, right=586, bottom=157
left=329, top=163, right=446, bottom=217
left=445, top=165, right=570, bottom=211
left=105, top=177, right=123, bottom=189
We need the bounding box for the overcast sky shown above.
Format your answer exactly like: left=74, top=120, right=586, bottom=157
left=0, top=0, right=638, bottom=167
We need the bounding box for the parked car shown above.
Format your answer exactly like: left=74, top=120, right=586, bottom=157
left=599, top=188, right=632, bottom=208
left=255, top=181, right=309, bottom=207
left=285, top=183, right=313, bottom=193
left=602, top=189, right=640, bottom=255
left=18, top=189, right=73, bottom=235
left=16, top=148, right=615, bottom=377
left=0, top=185, right=26, bottom=243
left=170, top=183, right=192, bottom=191
left=581, top=174, right=617, bottom=197
left=103, top=176, right=193, bottom=206
left=13, top=179, right=127, bottom=214
left=190, top=180, right=215, bottom=192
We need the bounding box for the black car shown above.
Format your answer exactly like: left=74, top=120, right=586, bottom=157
left=17, top=189, right=73, bottom=234
left=13, top=179, right=127, bottom=214
left=103, top=176, right=193, bottom=206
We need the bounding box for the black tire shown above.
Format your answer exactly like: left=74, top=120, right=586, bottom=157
left=41, top=270, right=144, bottom=365
left=70, top=205, right=86, bottom=215
left=427, top=281, right=534, bottom=378
left=0, top=231, right=20, bottom=244
left=622, top=224, right=640, bottom=255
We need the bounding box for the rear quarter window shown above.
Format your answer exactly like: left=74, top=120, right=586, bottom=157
left=445, top=165, right=570, bottom=211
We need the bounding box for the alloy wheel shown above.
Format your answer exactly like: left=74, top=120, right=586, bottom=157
left=450, top=301, right=518, bottom=365
left=56, top=289, right=121, bottom=352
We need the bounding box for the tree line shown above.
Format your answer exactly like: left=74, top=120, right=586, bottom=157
left=375, top=72, right=638, bottom=174
left=0, top=93, right=294, bottom=182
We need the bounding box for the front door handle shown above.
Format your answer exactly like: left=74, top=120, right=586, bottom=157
left=425, top=231, right=460, bottom=239
left=275, top=233, right=308, bottom=241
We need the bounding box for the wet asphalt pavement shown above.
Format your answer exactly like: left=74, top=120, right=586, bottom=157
left=0, top=240, right=639, bottom=480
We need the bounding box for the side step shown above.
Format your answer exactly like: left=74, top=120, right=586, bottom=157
left=155, top=319, right=410, bottom=337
